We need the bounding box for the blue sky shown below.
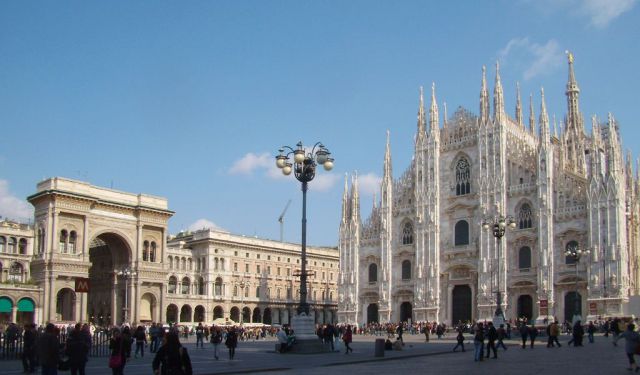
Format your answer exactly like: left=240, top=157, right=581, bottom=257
left=1, top=1, right=639, bottom=247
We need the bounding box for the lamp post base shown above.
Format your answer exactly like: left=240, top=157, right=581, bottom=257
left=289, top=313, right=332, bottom=353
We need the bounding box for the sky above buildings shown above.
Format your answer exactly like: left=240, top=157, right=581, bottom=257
left=1, top=1, right=639, bottom=246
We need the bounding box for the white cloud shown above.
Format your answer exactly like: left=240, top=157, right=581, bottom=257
left=358, top=172, right=382, bottom=196
left=582, top=0, right=636, bottom=28
left=0, top=179, right=33, bottom=222
left=187, top=218, right=224, bottom=232
left=498, top=38, right=564, bottom=81
left=309, top=173, right=340, bottom=192
left=229, top=152, right=272, bottom=175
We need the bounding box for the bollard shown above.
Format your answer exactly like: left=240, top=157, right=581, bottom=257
left=374, top=338, right=385, bottom=357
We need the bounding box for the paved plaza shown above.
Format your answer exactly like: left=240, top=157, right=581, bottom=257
left=0, top=333, right=634, bottom=374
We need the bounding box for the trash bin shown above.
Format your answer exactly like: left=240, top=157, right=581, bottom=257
left=374, top=338, right=385, bottom=357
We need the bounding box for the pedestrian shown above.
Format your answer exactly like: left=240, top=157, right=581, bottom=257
left=149, top=323, right=159, bottom=353
left=528, top=325, right=538, bottom=349
left=37, top=323, right=59, bottom=375
left=474, top=322, right=485, bottom=362
left=396, top=322, right=404, bottom=345
left=210, top=327, right=222, bottom=359
left=134, top=325, right=147, bottom=358
left=121, top=326, right=133, bottom=359
left=569, top=320, right=584, bottom=347
left=587, top=321, right=596, bottom=344
left=343, top=325, right=353, bottom=354
left=152, top=331, right=193, bottom=375
left=323, top=324, right=335, bottom=351
left=225, top=327, right=238, bottom=360
left=614, top=323, right=640, bottom=372
left=496, top=324, right=507, bottom=351
left=519, top=323, right=529, bottom=349
left=109, top=328, right=128, bottom=375
left=547, top=321, right=562, bottom=348
left=452, top=329, right=465, bottom=352
left=424, top=323, right=430, bottom=342
left=276, top=327, right=289, bottom=353
left=65, top=323, right=89, bottom=375
left=22, top=323, right=37, bottom=373
left=486, top=322, right=498, bottom=359
left=195, top=323, right=204, bottom=349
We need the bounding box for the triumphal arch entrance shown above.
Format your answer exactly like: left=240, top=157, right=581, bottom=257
left=28, top=178, right=173, bottom=325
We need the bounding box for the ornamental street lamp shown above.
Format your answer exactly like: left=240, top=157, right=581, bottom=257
left=564, top=245, right=590, bottom=324
left=275, top=141, right=333, bottom=316
left=117, top=267, right=137, bottom=324
left=239, top=281, right=246, bottom=323
left=482, top=215, right=516, bottom=325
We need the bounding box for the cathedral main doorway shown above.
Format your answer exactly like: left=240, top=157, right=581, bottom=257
left=367, top=303, right=378, bottom=323
left=399, top=302, right=412, bottom=323
left=564, top=291, right=581, bottom=323
left=452, top=285, right=472, bottom=325
left=517, top=295, right=533, bottom=322
left=87, top=233, right=131, bottom=326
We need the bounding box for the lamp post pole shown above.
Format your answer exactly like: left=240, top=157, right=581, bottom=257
left=275, top=142, right=333, bottom=316
left=564, top=246, right=590, bottom=324
left=117, top=267, right=137, bottom=324
left=482, top=215, right=516, bottom=325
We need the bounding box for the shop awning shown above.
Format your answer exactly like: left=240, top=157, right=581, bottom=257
left=17, top=298, right=34, bottom=312
left=0, top=297, right=12, bottom=313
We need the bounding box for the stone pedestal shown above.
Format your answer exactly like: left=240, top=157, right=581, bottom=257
left=289, top=312, right=330, bottom=354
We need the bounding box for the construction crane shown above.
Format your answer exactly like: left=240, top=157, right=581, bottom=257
left=278, top=199, right=292, bottom=242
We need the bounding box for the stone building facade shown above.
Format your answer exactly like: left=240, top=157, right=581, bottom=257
left=338, top=56, right=640, bottom=326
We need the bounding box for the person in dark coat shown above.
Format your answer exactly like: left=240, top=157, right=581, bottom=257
left=121, top=326, right=133, bottom=359
left=109, top=328, right=128, bottom=375
left=486, top=322, right=498, bottom=358
left=452, top=329, right=465, bottom=352
left=65, top=324, right=90, bottom=375
left=37, top=323, right=59, bottom=375
left=152, top=331, right=192, bottom=375
left=528, top=325, right=538, bottom=348
left=572, top=321, right=584, bottom=346
left=134, top=326, right=147, bottom=358
left=22, top=323, right=37, bottom=373
left=519, top=323, right=529, bottom=349
left=473, top=322, right=484, bottom=362
left=225, top=328, right=238, bottom=360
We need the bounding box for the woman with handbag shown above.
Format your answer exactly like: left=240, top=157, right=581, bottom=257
left=615, top=323, right=640, bottom=372
left=109, top=328, right=127, bottom=375
left=152, top=331, right=193, bottom=375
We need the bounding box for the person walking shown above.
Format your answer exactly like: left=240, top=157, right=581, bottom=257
left=195, top=323, right=204, bottom=349
left=569, top=321, right=584, bottom=347
left=343, top=325, right=353, bottom=354
left=37, top=323, right=59, bottom=375
left=474, top=322, right=485, bottom=362
left=587, top=321, right=596, bottom=344
left=615, top=323, right=640, bottom=372
left=109, top=328, right=128, bottom=375
left=452, top=329, right=465, bottom=352
left=149, top=324, right=160, bottom=353
left=66, top=324, right=90, bottom=375
left=486, top=322, right=498, bottom=359
left=528, top=325, right=538, bottom=349
left=396, top=323, right=404, bottom=345
left=519, top=323, right=529, bottom=349
left=152, top=331, right=193, bottom=375
left=547, top=321, right=562, bottom=348
left=133, top=326, right=147, bottom=358
left=22, top=323, right=37, bottom=373
left=496, top=324, right=507, bottom=351
left=210, top=327, right=222, bottom=359
left=225, top=327, right=238, bottom=360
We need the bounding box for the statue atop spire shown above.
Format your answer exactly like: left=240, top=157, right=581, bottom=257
left=493, top=61, right=505, bottom=124
left=384, top=130, right=392, bottom=180
left=539, top=87, right=550, bottom=139
left=515, top=82, right=523, bottom=128
left=480, top=66, right=489, bottom=124
left=417, top=86, right=426, bottom=136
left=529, top=93, right=536, bottom=135
left=429, top=82, right=439, bottom=133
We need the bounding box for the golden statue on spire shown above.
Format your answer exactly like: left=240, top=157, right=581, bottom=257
left=565, top=50, right=574, bottom=64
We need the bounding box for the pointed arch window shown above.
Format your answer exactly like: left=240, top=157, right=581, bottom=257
left=402, top=222, right=414, bottom=245
left=368, top=263, right=378, bottom=283
left=402, top=260, right=412, bottom=280
left=455, top=157, right=471, bottom=195
left=519, top=246, right=532, bottom=270
left=518, top=203, right=533, bottom=229
left=454, top=220, right=470, bottom=246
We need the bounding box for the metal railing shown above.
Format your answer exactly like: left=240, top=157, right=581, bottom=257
left=0, top=329, right=114, bottom=360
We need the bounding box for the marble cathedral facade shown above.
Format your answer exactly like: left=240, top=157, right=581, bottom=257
left=338, top=55, right=640, bottom=326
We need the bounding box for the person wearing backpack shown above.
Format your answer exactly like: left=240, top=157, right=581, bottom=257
left=152, top=331, right=193, bottom=375
left=210, top=327, right=222, bottom=360
left=225, top=328, right=238, bottom=360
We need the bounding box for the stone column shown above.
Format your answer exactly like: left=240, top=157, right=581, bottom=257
left=111, top=274, right=119, bottom=325
left=11, top=306, right=17, bottom=323
left=82, top=215, right=89, bottom=262
left=447, top=284, right=453, bottom=325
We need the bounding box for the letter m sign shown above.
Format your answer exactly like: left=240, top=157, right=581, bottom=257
left=75, top=278, right=90, bottom=293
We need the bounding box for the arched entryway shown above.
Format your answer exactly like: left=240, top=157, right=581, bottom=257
left=399, top=302, right=412, bottom=323
left=230, top=307, right=240, bottom=323
left=56, top=288, right=76, bottom=321
left=252, top=307, right=262, bottom=323
left=367, top=303, right=379, bottom=323
left=166, top=304, right=178, bottom=323
left=180, top=305, right=192, bottom=322
left=564, top=291, right=582, bottom=323
left=451, top=285, right=472, bottom=325
left=213, top=305, right=224, bottom=320
left=242, top=307, right=251, bottom=323
left=16, top=298, right=35, bottom=325
left=194, top=305, right=205, bottom=322
left=263, top=307, right=272, bottom=325
left=139, top=293, right=156, bottom=323
left=0, top=297, right=13, bottom=324
left=87, top=233, right=131, bottom=325
left=517, top=295, right=533, bottom=322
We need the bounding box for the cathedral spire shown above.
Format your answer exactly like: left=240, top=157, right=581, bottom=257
left=493, top=61, right=505, bottom=124
left=429, top=82, right=439, bottom=134
left=443, top=102, right=448, bottom=130
left=341, top=173, right=349, bottom=223
left=539, top=87, right=550, bottom=139
left=565, top=50, right=584, bottom=136
left=384, top=130, right=392, bottom=180
left=480, top=65, right=490, bottom=123
left=417, top=86, right=426, bottom=136
left=351, top=171, right=360, bottom=223
left=515, top=82, right=523, bottom=128
left=529, top=93, right=535, bottom=135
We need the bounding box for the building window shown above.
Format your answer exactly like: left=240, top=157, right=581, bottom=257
left=8, top=262, right=23, bottom=282
left=455, top=157, right=471, bottom=195
left=59, top=230, right=68, bottom=253
left=257, top=265, right=261, bottom=273
left=0, top=236, right=5, bottom=253
left=196, top=277, right=205, bottom=295
left=233, top=286, right=238, bottom=297
left=519, top=246, right=532, bottom=270
left=215, top=277, right=223, bottom=296
left=150, top=242, right=157, bottom=262
left=402, top=260, right=411, bottom=280
left=245, top=264, right=249, bottom=272
left=277, top=267, right=281, bottom=276
left=287, top=288, right=292, bottom=299
left=143, top=241, right=150, bottom=261
left=181, top=277, right=190, bottom=295
left=565, top=241, right=579, bottom=265
left=454, top=220, right=470, bottom=246
left=518, top=203, right=533, bottom=229
left=402, top=222, right=414, bottom=245
left=168, top=276, right=177, bottom=294
left=368, top=263, right=378, bottom=283
left=8, top=237, right=16, bottom=254
left=234, top=262, right=238, bottom=272
left=68, top=231, right=77, bottom=254
left=256, top=287, right=260, bottom=298
left=287, top=268, right=291, bottom=276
